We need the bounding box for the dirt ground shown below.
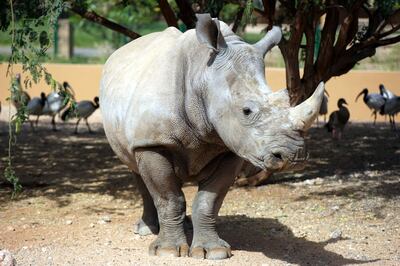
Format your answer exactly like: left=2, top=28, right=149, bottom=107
left=0, top=108, right=399, bottom=266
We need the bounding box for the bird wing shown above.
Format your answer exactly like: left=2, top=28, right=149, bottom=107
left=76, top=101, right=95, bottom=118
left=382, top=87, right=396, bottom=99
left=367, top=94, right=385, bottom=110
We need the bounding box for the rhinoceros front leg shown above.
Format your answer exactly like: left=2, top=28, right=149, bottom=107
left=135, top=149, right=189, bottom=257
left=190, top=153, right=243, bottom=260
left=133, top=173, right=159, bottom=236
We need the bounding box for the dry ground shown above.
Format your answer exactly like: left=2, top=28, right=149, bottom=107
left=0, top=108, right=399, bottom=266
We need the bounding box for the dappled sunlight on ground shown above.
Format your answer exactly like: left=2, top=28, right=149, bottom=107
left=0, top=113, right=399, bottom=265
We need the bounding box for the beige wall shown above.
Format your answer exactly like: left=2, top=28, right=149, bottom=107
left=1, top=63, right=399, bottom=122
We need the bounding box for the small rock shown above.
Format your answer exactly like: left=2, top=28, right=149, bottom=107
left=0, top=249, right=16, bottom=266
left=101, top=216, right=111, bottom=223
left=331, top=205, right=340, bottom=211
left=89, top=223, right=95, bottom=228
left=6, top=226, right=15, bottom=231
left=330, top=229, right=342, bottom=239
left=66, top=220, right=73, bottom=225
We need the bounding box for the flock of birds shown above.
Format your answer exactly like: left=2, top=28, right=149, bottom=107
left=4, top=74, right=100, bottom=134
left=1, top=75, right=398, bottom=138
left=321, top=84, right=400, bottom=140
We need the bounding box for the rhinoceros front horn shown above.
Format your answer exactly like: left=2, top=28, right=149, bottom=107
left=289, top=82, right=325, bottom=131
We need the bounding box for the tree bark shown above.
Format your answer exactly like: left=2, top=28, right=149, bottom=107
left=158, top=0, right=179, bottom=28
left=175, top=0, right=197, bottom=29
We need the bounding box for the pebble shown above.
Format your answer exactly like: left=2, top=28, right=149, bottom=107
left=101, top=216, right=111, bottom=223
left=89, top=223, right=95, bottom=228
left=66, top=220, right=73, bottom=225
left=6, top=226, right=15, bottom=231
left=331, top=205, right=340, bottom=211
left=330, top=229, right=342, bottom=239
left=0, top=249, right=16, bottom=266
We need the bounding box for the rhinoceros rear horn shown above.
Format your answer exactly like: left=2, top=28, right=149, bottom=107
left=254, top=26, right=282, bottom=57
left=196, top=14, right=227, bottom=52
left=289, top=82, right=325, bottom=131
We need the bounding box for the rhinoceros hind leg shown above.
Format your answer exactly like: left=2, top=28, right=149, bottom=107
left=190, top=153, right=243, bottom=260
left=135, top=150, right=188, bottom=257
left=133, top=173, right=159, bottom=235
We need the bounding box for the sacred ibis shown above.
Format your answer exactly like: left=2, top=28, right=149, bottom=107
left=26, top=92, right=47, bottom=130
left=356, top=88, right=385, bottom=125
left=61, top=97, right=99, bottom=134
left=42, top=81, right=75, bottom=131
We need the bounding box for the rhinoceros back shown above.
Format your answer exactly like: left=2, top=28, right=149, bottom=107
left=100, top=27, right=183, bottom=167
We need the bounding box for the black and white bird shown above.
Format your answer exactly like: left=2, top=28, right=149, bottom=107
left=379, top=84, right=396, bottom=100
left=380, top=95, right=400, bottom=130
left=42, top=81, right=74, bottom=131
left=61, top=97, right=99, bottom=134
left=326, top=98, right=350, bottom=140
left=26, top=92, right=47, bottom=130
left=356, top=88, right=385, bottom=125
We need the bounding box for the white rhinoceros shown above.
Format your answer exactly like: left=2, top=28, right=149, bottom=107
left=100, top=14, right=324, bottom=260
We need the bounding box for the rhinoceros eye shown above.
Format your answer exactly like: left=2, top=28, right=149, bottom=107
left=242, top=107, right=252, bottom=116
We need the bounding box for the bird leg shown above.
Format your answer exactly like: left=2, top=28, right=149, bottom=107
left=372, top=111, right=377, bottom=126
left=85, top=118, right=93, bottom=134
left=74, top=118, right=81, bottom=134
left=338, top=130, right=342, bottom=140
left=35, top=115, right=40, bottom=126
left=51, top=115, right=57, bottom=131
left=29, top=117, right=35, bottom=132
left=332, top=128, right=337, bottom=139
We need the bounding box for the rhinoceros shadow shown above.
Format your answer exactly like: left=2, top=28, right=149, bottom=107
left=217, top=215, right=377, bottom=266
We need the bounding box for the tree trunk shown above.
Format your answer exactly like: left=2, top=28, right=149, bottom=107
left=158, top=0, right=179, bottom=28
left=175, top=0, right=197, bottom=29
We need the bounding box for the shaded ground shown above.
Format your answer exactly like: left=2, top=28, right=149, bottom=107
left=0, top=110, right=399, bottom=265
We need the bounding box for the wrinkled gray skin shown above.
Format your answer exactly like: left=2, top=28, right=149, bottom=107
left=100, top=14, right=324, bottom=260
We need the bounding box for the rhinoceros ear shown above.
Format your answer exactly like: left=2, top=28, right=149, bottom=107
left=254, top=26, right=282, bottom=57
left=196, top=13, right=227, bottom=52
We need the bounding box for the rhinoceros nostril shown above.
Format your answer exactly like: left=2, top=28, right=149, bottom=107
left=272, top=152, right=283, bottom=160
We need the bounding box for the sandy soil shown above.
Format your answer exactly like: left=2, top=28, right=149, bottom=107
left=0, top=108, right=399, bottom=266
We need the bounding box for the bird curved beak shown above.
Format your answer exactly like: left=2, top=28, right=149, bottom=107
left=355, top=91, right=363, bottom=102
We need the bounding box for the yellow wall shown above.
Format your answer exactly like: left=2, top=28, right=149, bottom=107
left=1, top=63, right=399, bottom=122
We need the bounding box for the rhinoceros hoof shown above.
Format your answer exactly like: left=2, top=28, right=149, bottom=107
left=133, top=219, right=159, bottom=236
left=190, top=239, right=232, bottom=260
left=149, top=241, right=189, bottom=257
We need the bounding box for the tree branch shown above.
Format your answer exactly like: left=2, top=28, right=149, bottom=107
left=315, top=4, right=339, bottom=81
left=175, top=0, right=197, bottom=29
left=280, top=4, right=306, bottom=104
left=334, top=0, right=365, bottom=56
left=158, top=0, right=179, bottom=28
left=262, top=0, right=277, bottom=30
left=232, top=4, right=245, bottom=33
left=69, top=3, right=141, bottom=40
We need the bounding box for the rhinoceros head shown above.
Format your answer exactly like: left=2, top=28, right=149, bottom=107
left=195, top=14, right=324, bottom=172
